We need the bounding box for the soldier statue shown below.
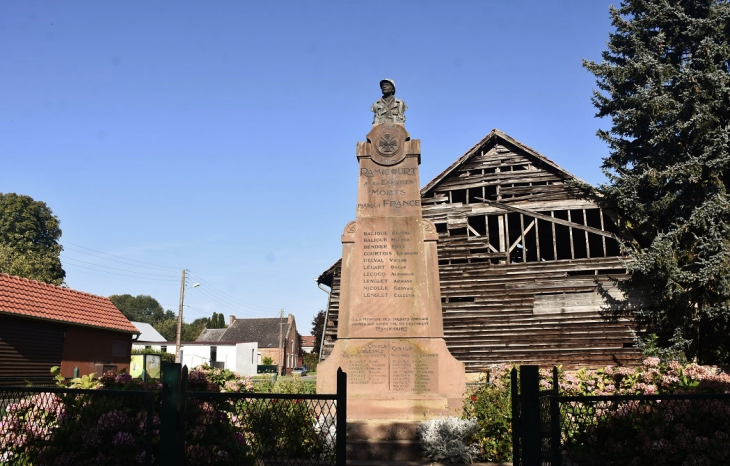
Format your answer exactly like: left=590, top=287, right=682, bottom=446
left=371, top=79, right=407, bottom=125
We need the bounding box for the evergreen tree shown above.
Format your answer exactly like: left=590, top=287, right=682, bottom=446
left=584, top=0, right=730, bottom=362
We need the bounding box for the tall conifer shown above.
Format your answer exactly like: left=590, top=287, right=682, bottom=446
left=585, top=0, right=730, bottom=362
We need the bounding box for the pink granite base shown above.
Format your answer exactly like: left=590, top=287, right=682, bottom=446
left=317, top=337, right=465, bottom=420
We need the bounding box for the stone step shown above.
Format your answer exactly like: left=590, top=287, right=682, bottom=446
left=347, top=420, right=423, bottom=462
left=347, top=439, right=423, bottom=462
left=348, top=420, right=419, bottom=441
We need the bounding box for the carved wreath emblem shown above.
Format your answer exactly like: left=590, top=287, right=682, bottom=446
left=377, top=133, right=399, bottom=156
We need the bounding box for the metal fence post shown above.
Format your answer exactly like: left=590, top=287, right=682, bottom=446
left=144, top=392, right=154, bottom=466
left=550, top=366, right=561, bottom=465
left=336, top=367, right=347, bottom=466
left=520, top=365, right=540, bottom=466
left=511, top=367, right=520, bottom=466
left=160, top=362, right=181, bottom=466
left=550, top=396, right=561, bottom=466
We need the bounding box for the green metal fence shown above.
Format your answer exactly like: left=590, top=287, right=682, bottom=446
left=0, top=364, right=347, bottom=466
left=512, top=365, right=730, bottom=466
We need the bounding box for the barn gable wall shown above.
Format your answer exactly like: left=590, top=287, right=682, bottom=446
left=319, top=131, right=643, bottom=371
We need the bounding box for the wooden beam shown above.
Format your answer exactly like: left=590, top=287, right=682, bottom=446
left=535, top=216, right=541, bottom=261
left=520, top=214, right=526, bottom=262
left=551, top=212, right=557, bottom=260
left=509, top=220, right=534, bottom=253
left=583, top=209, right=590, bottom=259
left=600, top=208, right=607, bottom=257
left=568, top=210, right=575, bottom=260
left=475, top=198, right=618, bottom=239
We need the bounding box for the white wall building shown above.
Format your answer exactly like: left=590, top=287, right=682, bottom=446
left=163, top=341, right=259, bottom=377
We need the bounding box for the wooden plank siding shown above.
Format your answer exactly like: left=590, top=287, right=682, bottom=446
left=318, top=130, right=643, bottom=371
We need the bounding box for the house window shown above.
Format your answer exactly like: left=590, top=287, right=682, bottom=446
left=252, top=349, right=255, bottom=364
left=210, top=346, right=217, bottom=363
left=112, top=340, right=128, bottom=358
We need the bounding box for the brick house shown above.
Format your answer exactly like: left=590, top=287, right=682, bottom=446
left=198, top=314, right=301, bottom=374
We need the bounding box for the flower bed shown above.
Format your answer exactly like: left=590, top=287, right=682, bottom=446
left=462, top=359, right=730, bottom=464
left=0, top=365, right=333, bottom=466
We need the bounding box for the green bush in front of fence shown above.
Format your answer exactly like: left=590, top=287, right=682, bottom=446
left=0, top=365, right=331, bottom=466
left=252, top=374, right=316, bottom=394
left=462, top=359, right=730, bottom=464
left=462, top=364, right=514, bottom=463
left=561, top=396, right=730, bottom=466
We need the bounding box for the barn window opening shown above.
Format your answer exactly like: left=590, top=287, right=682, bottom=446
left=450, top=189, right=467, bottom=204
left=536, top=217, right=556, bottom=261
left=467, top=216, right=487, bottom=236
left=435, top=223, right=447, bottom=234
left=468, top=188, right=483, bottom=204
left=444, top=296, right=475, bottom=303
left=571, top=210, right=588, bottom=259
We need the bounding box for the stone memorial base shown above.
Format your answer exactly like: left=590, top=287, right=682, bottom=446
left=317, top=338, right=465, bottom=420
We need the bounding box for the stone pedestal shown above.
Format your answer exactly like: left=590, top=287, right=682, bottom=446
left=317, top=123, right=465, bottom=420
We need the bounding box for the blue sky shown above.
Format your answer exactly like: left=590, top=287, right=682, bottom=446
left=2, top=1, right=616, bottom=333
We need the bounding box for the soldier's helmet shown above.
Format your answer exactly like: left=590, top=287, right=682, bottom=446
left=379, top=79, right=396, bottom=94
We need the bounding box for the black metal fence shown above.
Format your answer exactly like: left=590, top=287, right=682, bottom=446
left=555, top=393, right=730, bottom=466
left=0, top=364, right=347, bottom=466
left=512, top=365, right=730, bottom=466
left=0, top=386, right=156, bottom=466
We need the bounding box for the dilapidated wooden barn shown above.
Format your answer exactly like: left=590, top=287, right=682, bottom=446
left=318, top=130, right=644, bottom=372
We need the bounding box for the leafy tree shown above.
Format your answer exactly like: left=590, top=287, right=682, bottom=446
left=109, top=294, right=173, bottom=325
left=302, top=352, right=319, bottom=372
left=186, top=318, right=209, bottom=341
left=584, top=0, right=730, bottom=363
left=262, top=356, right=274, bottom=365
left=152, top=317, right=205, bottom=342
left=0, top=193, right=65, bottom=285
left=310, top=310, right=325, bottom=356
left=155, top=318, right=178, bottom=341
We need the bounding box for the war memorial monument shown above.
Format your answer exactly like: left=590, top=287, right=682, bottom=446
left=317, top=80, right=466, bottom=420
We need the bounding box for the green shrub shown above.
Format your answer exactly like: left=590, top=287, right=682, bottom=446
left=462, top=364, right=513, bottom=463
left=131, top=347, right=175, bottom=363
left=461, top=360, right=730, bottom=464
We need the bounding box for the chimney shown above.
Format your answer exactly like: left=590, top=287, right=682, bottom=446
left=230, top=315, right=236, bottom=326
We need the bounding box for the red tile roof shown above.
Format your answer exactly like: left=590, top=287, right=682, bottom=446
left=301, top=335, right=316, bottom=347
left=0, top=274, right=139, bottom=333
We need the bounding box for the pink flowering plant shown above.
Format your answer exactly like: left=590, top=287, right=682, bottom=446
left=461, top=359, right=730, bottom=464
left=0, top=369, right=156, bottom=465
left=555, top=359, right=730, bottom=465
left=0, top=364, right=334, bottom=465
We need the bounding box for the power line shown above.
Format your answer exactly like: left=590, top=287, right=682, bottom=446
left=187, top=271, right=279, bottom=312
left=61, top=255, right=179, bottom=279
left=63, top=262, right=179, bottom=282
left=61, top=241, right=181, bottom=272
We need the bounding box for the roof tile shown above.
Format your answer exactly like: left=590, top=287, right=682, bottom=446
left=0, top=273, right=138, bottom=333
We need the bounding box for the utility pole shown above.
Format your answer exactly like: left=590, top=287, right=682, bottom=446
left=175, top=269, right=186, bottom=363
left=175, top=270, right=200, bottom=364
left=278, top=309, right=284, bottom=376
